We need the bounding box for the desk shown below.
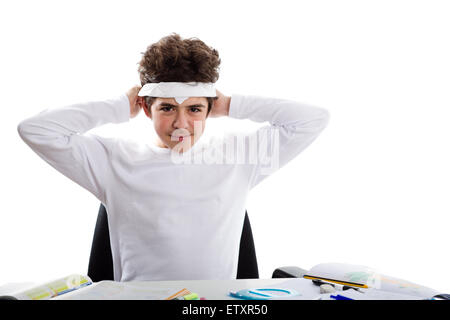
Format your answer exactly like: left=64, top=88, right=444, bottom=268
left=2, top=277, right=444, bottom=300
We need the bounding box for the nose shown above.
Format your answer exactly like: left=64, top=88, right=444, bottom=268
left=173, top=110, right=189, bottom=129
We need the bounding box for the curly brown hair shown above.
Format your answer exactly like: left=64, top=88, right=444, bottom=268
left=138, top=33, right=220, bottom=115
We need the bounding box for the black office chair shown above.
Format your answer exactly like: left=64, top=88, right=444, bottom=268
left=88, top=204, right=260, bottom=282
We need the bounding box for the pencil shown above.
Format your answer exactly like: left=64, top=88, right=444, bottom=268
left=303, top=275, right=368, bottom=289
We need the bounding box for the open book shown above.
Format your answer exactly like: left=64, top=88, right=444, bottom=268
left=303, top=263, right=441, bottom=299
left=2, top=274, right=93, bottom=300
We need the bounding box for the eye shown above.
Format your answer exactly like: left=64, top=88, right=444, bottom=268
left=190, top=107, right=201, bottom=113
left=161, top=106, right=174, bottom=112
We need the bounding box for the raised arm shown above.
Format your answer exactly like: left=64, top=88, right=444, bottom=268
left=17, top=91, right=132, bottom=203
left=224, top=93, right=330, bottom=189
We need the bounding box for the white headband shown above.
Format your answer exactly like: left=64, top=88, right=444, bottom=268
left=138, top=82, right=216, bottom=104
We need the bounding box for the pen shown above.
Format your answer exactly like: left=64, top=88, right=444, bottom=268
left=312, top=279, right=364, bottom=293
left=330, top=294, right=353, bottom=300
left=167, top=288, right=191, bottom=300
left=304, top=275, right=368, bottom=289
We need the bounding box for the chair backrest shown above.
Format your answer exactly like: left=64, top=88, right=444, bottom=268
left=88, top=204, right=259, bottom=281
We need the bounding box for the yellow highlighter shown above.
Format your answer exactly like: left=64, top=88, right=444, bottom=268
left=183, top=293, right=199, bottom=300
left=171, top=292, right=199, bottom=300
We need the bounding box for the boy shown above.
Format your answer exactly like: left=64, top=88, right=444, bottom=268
left=17, top=33, right=329, bottom=281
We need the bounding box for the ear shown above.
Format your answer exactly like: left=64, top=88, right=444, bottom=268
left=142, top=101, right=152, bottom=119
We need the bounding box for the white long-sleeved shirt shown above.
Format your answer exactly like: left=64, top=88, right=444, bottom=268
left=17, top=93, right=329, bottom=281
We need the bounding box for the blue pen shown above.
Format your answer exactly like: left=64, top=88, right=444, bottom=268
left=330, top=294, right=353, bottom=300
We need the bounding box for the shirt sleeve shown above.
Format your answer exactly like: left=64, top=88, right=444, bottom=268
left=228, top=94, right=330, bottom=189
left=17, top=94, right=131, bottom=203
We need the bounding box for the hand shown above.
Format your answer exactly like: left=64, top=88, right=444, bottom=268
left=209, top=89, right=231, bottom=118
left=126, top=85, right=145, bottom=119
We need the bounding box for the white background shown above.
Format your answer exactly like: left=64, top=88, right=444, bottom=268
left=1, top=0, right=449, bottom=292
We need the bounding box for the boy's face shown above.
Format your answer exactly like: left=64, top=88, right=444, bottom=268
left=143, top=97, right=209, bottom=152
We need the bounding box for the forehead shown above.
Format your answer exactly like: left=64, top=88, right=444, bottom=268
left=154, top=97, right=208, bottom=106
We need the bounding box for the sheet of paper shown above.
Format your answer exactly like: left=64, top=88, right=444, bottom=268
left=260, top=278, right=321, bottom=300
left=53, top=281, right=181, bottom=300
left=319, top=288, right=422, bottom=300
left=307, top=262, right=375, bottom=284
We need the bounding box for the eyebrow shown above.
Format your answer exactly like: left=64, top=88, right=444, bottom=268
left=159, top=102, right=206, bottom=108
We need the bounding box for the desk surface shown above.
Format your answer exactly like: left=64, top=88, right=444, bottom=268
left=54, top=278, right=294, bottom=300
left=2, top=277, right=439, bottom=300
